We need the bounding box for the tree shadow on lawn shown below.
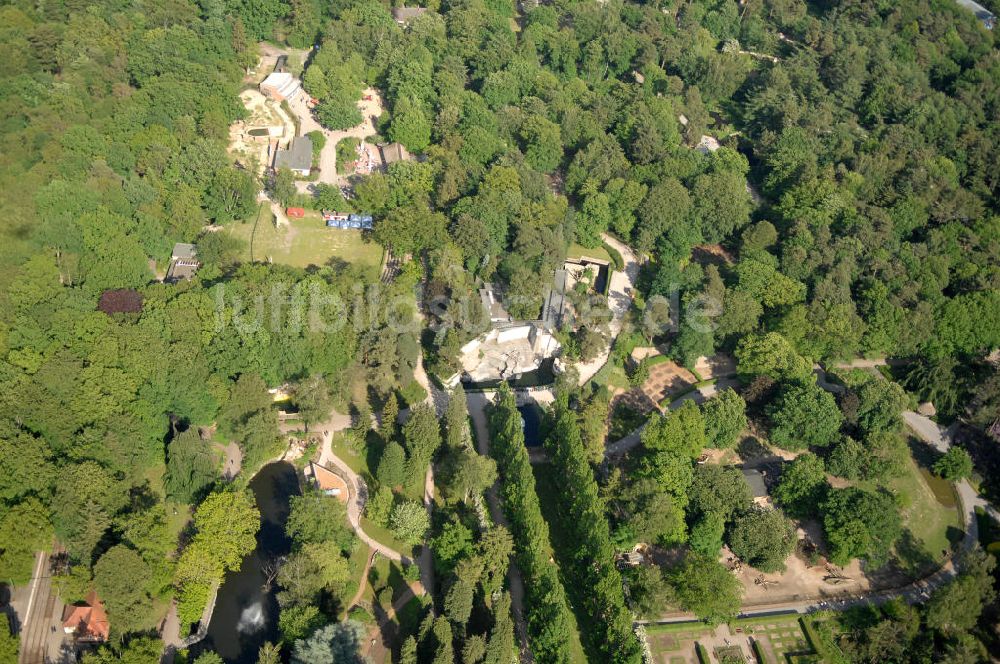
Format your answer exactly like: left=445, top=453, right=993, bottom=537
left=906, top=435, right=942, bottom=469
left=368, top=560, right=410, bottom=613
left=369, top=593, right=431, bottom=664
left=363, top=428, right=385, bottom=482
left=737, top=435, right=772, bottom=463
left=891, top=527, right=937, bottom=575
left=884, top=524, right=964, bottom=582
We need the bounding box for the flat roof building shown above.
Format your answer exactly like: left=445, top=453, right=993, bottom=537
left=742, top=468, right=770, bottom=504
left=480, top=285, right=512, bottom=323
left=378, top=142, right=413, bottom=168
left=172, top=243, right=197, bottom=262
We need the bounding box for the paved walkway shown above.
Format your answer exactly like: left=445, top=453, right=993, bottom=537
left=286, top=86, right=383, bottom=192
left=159, top=601, right=181, bottom=655
left=318, top=431, right=418, bottom=569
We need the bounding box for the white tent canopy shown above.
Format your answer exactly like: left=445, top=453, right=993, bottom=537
left=260, top=72, right=301, bottom=100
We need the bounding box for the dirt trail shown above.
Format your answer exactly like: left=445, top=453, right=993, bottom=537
left=345, top=549, right=376, bottom=616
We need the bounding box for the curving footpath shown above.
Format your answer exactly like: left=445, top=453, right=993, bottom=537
left=638, top=366, right=999, bottom=624
left=318, top=431, right=417, bottom=568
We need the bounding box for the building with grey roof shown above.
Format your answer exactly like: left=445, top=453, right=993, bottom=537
left=167, top=243, right=200, bottom=281
left=274, top=136, right=313, bottom=176
left=391, top=7, right=427, bottom=24
left=378, top=142, right=413, bottom=168
left=742, top=468, right=770, bottom=502
left=480, top=286, right=512, bottom=323
left=543, top=269, right=567, bottom=329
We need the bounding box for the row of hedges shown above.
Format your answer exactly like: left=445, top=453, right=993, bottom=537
left=603, top=240, right=624, bottom=271
left=799, top=615, right=850, bottom=664
left=544, top=405, right=642, bottom=663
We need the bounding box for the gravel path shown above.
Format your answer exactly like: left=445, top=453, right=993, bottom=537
left=286, top=87, right=383, bottom=191
left=574, top=233, right=640, bottom=384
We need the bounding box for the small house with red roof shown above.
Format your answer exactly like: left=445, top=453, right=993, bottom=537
left=62, top=590, right=110, bottom=643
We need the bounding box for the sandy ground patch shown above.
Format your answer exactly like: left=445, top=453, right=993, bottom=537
left=692, top=353, right=736, bottom=380
left=724, top=541, right=871, bottom=608
left=229, top=89, right=297, bottom=176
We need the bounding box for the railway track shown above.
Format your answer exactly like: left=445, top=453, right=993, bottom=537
left=18, top=551, right=56, bottom=664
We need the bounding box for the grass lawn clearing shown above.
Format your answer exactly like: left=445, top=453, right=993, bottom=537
left=858, top=451, right=963, bottom=574
left=567, top=242, right=612, bottom=263
left=394, top=593, right=428, bottom=635
left=227, top=209, right=383, bottom=271
left=586, top=359, right=631, bottom=392
left=329, top=432, right=368, bottom=477
left=360, top=516, right=417, bottom=559
left=367, top=555, right=411, bottom=609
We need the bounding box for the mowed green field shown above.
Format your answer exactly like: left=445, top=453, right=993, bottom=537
left=857, top=450, right=963, bottom=574
left=887, top=455, right=963, bottom=570
left=567, top=241, right=612, bottom=263
left=228, top=208, right=384, bottom=270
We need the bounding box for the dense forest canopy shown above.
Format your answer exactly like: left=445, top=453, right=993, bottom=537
left=0, top=0, right=999, bottom=661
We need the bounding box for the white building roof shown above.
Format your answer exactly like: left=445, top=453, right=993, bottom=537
left=261, top=72, right=301, bottom=99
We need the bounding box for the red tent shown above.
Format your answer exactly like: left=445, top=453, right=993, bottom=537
left=286, top=207, right=305, bottom=218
